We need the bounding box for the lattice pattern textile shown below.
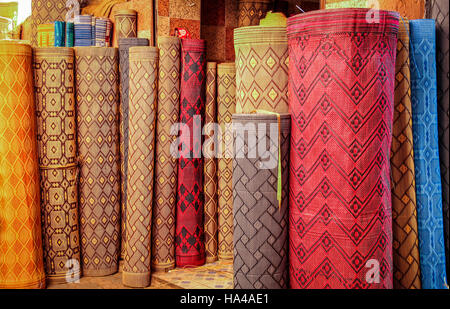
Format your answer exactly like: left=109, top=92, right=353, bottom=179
left=75, top=47, right=120, bottom=276
left=115, top=9, right=137, bottom=39
left=31, top=0, right=67, bottom=46
left=122, top=47, right=158, bottom=288
left=287, top=9, right=399, bottom=289
left=233, top=114, right=290, bottom=289
left=409, top=19, right=448, bottom=289
left=176, top=39, right=207, bottom=267
left=0, top=41, right=46, bottom=289
left=33, top=47, right=81, bottom=284
left=426, top=0, right=450, bottom=283
left=234, top=26, right=289, bottom=113
left=217, top=63, right=236, bottom=260
left=152, top=36, right=181, bottom=272
left=204, top=62, right=218, bottom=263
left=238, top=0, right=272, bottom=27
left=118, top=37, right=149, bottom=258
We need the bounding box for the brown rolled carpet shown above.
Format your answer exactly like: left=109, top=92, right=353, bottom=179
left=233, top=113, right=290, bottom=289
left=122, top=47, right=158, bottom=288
left=204, top=61, right=219, bottom=263
left=238, top=0, right=272, bottom=27
left=33, top=47, right=81, bottom=284
left=217, top=62, right=236, bottom=260
left=75, top=47, right=120, bottom=277
left=234, top=26, right=289, bottom=113
left=31, top=0, right=67, bottom=46
left=115, top=9, right=137, bottom=39
left=152, top=36, right=181, bottom=272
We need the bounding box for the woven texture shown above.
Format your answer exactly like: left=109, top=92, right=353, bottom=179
left=122, top=47, right=158, bottom=287
left=33, top=47, right=81, bottom=284
left=54, top=21, right=65, bottom=47
left=115, top=10, right=137, bottom=39
left=31, top=0, right=67, bottom=46
left=204, top=62, right=218, bottom=263
left=175, top=39, right=206, bottom=267
left=75, top=47, right=120, bottom=277
left=238, top=0, right=271, bottom=27
left=234, top=26, right=289, bottom=113
left=233, top=114, right=290, bottom=289
left=217, top=63, right=236, bottom=260
left=426, top=0, right=449, bottom=283
left=410, top=19, right=448, bottom=289
left=118, top=37, right=149, bottom=258
left=287, top=9, right=398, bottom=289
left=0, top=41, right=46, bottom=289
left=37, top=24, right=55, bottom=47
left=152, top=36, right=180, bottom=272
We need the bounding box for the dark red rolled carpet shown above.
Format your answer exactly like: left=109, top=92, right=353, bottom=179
left=287, top=9, right=399, bottom=289
left=175, top=39, right=206, bottom=267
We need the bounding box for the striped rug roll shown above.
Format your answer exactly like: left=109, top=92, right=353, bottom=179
left=75, top=47, right=120, bottom=276
left=410, top=19, right=448, bottom=289
left=152, top=37, right=180, bottom=271
left=390, top=20, right=421, bottom=289
left=31, top=0, right=67, bottom=46
left=37, top=24, right=55, bottom=47
left=233, top=114, right=290, bottom=289
left=426, top=0, right=449, bottom=283
left=33, top=47, right=81, bottom=284
left=54, top=21, right=65, bottom=47
left=0, top=41, right=46, bottom=289
left=204, top=62, right=218, bottom=263
left=217, top=63, right=236, bottom=260
left=287, top=9, right=398, bottom=289
left=118, top=38, right=149, bottom=258
left=176, top=39, right=207, bottom=268
left=123, top=47, right=158, bottom=288
left=115, top=9, right=137, bottom=39
left=234, top=26, right=289, bottom=113
left=66, top=22, right=74, bottom=47
left=74, top=15, right=92, bottom=47
left=238, top=0, right=271, bottom=27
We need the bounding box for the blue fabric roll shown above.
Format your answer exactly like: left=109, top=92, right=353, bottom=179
left=410, top=19, right=448, bottom=289
left=54, top=21, right=65, bottom=47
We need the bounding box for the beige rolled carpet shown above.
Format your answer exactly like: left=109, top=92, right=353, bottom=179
left=217, top=62, right=236, bottom=260
left=152, top=36, right=180, bottom=272
left=75, top=47, right=120, bottom=277
left=122, top=46, right=158, bottom=287
left=238, top=0, right=272, bottom=27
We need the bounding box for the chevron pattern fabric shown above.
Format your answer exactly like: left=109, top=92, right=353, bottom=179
left=118, top=38, right=149, bottom=259
left=204, top=62, right=219, bottom=263
left=31, top=0, right=67, bottom=46
left=33, top=47, right=81, bottom=284
left=426, top=0, right=450, bottom=283
left=75, top=47, right=120, bottom=277
left=176, top=39, right=206, bottom=268
left=287, top=9, right=399, bottom=289
left=0, top=41, right=46, bottom=289
left=409, top=19, right=448, bottom=289
left=122, top=47, right=158, bottom=288
left=234, top=26, right=289, bottom=114
left=238, top=0, right=271, bottom=27
left=233, top=114, right=290, bottom=289
left=217, top=63, right=236, bottom=260
left=152, top=36, right=180, bottom=272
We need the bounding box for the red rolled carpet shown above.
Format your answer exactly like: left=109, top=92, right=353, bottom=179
left=287, top=9, right=399, bottom=289
left=175, top=39, right=206, bottom=267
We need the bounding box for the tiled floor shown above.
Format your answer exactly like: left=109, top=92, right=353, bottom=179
left=48, top=260, right=233, bottom=289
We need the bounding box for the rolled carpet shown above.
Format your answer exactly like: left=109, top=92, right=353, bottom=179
left=122, top=46, right=158, bottom=287
left=115, top=9, right=137, bottom=39
left=54, top=21, right=65, bottom=47
left=426, top=0, right=449, bottom=283
left=234, top=26, right=289, bottom=113
left=37, top=24, right=55, bottom=47
left=238, top=0, right=272, bottom=27
left=204, top=62, right=218, bottom=263
left=175, top=39, right=207, bottom=267
left=217, top=63, right=236, bottom=260
left=152, top=36, right=181, bottom=272
left=287, top=9, right=398, bottom=289
left=233, top=113, right=290, bottom=289
left=409, top=19, right=448, bottom=289
left=0, top=41, right=46, bottom=289
left=75, top=47, right=121, bottom=276
left=33, top=47, right=81, bottom=284
left=31, top=0, right=67, bottom=46
left=118, top=37, right=149, bottom=258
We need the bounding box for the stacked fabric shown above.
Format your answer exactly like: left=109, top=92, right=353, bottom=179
left=66, top=22, right=74, bottom=47
left=54, top=21, right=65, bottom=47
left=74, top=15, right=92, bottom=47
left=37, top=23, right=55, bottom=47
left=95, top=18, right=108, bottom=47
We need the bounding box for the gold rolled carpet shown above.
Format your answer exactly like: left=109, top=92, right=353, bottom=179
left=75, top=47, right=120, bottom=277
left=238, top=0, right=272, bottom=27
left=0, top=41, right=46, bottom=289
left=151, top=36, right=180, bottom=272
left=115, top=9, right=137, bottom=39
left=33, top=47, right=81, bottom=284
left=31, top=0, right=67, bottom=46
left=217, top=62, right=236, bottom=260
left=234, top=26, right=289, bottom=113
left=204, top=61, right=218, bottom=263
left=390, top=20, right=421, bottom=289
left=122, top=46, right=158, bottom=287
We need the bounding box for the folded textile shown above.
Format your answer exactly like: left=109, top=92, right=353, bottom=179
left=37, top=23, right=55, bottom=47
left=95, top=18, right=108, bottom=47
left=54, top=21, right=65, bottom=47
left=74, top=15, right=92, bottom=47
left=66, top=22, right=74, bottom=47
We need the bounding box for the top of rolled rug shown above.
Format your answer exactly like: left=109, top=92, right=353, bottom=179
left=234, top=26, right=287, bottom=45
left=181, top=38, right=206, bottom=52
left=287, top=8, right=400, bottom=38
left=0, top=40, right=31, bottom=56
